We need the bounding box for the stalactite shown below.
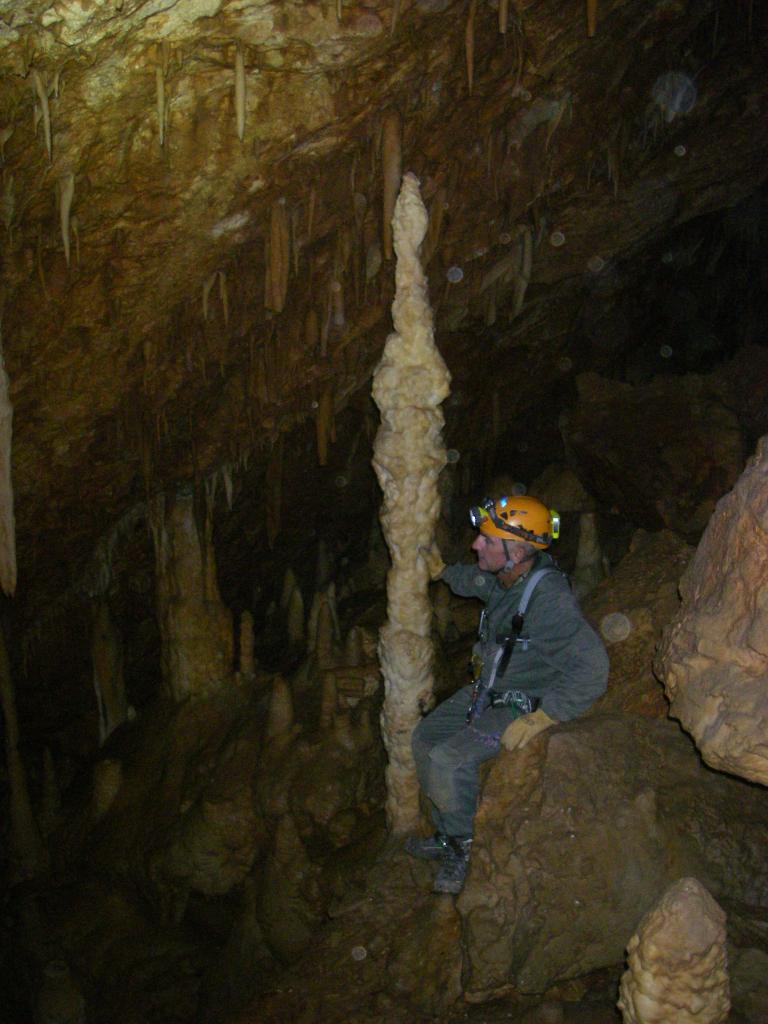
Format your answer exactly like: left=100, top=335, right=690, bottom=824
left=381, top=111, right=402, bottom=261
left=0, top=629, right=48, bottom=881
left=218, top=270, right=229, bottom=325
left=424, top=186, right=447, bottom=266
left=31, top=70, right=51, bottom=161
left=239, top=610, right=255, bottom=679
left=389, top=0, right=401, bottom=34
left=499, top=0, right=509, bottom=34
left=0, top=336, right=15, bottom=595
left=155, top=66, right=166, bottom=147
left=307, top=185, right=317, bottom=242
left=304, top=307, right=319, bottom=353
left=512, top=224, right=532, bottom=317
left=91, top=599, right=129, bottom=745
left=39, top=747, right=61, bottom=836
left=372, top=173, right=450, bottom=833
left=316, top=385, right=334, bottom=466
left=269, top=200, right=290, bottom=312
left=70, top=214, right=80, bottom=265
left=58, top=172, right=74, bottom=267
left=234, top=43, right=246, bottom=141
left=587, top=0, right=598, bottom=37
left=285, top=206, right=298, bottom=278
left=202, top=272, right=217, bottom=321
left=222, top=463, right=234, bottom=509
left=465, top=0, right=477, bottom=96
left=255, top=346, right=269, bottom=406
left=266, top=438, right=283, bottom=548
left=330, top=279, right=345, bottom=328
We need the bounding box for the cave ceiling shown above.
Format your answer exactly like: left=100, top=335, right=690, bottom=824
left=0, top=0, right=766, bottom=639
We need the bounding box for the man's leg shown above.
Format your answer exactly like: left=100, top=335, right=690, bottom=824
left=411, top=684, right=475, bottom=835
left=428, top=704, right=520, bottom=894
left=424, top=704, right=518, bottom=838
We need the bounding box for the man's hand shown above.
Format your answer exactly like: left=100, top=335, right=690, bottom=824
left=419, top=544, right=445, bottom=581
left=501, top=708, right=557, bottom=751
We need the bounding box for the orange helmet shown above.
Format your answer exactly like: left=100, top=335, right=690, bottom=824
left=469, top=495, right=560, bottom=549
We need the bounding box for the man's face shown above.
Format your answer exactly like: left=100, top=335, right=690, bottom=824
left=471, top=531, right=507, bottom=573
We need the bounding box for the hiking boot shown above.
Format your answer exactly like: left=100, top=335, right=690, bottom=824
left=404, top=832, right=451, bottom=861
left=433, top=837, right=472, bottom=895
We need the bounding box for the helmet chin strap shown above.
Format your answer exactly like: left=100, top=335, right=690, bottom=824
left=499, top=538, right=534, bottom=575
left=501, top=539, right=516, bottom=574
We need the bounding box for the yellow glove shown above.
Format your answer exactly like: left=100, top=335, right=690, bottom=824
left=419, top=544, right=445, bottom=581
left=501, top=708, right=557, bottom=751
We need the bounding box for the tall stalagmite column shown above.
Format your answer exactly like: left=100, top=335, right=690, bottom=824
left=151, top=489, right=233, bottom=701
left=372, top=172, right=451, bottom=833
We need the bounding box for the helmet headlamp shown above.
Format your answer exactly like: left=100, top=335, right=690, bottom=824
left=468, top=495, right=560, bottom=549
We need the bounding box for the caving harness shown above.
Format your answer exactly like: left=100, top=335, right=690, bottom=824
left=466, top=567, right=561, bottom=724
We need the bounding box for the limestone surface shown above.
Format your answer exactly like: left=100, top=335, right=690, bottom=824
left=655, top=436, right=768, bottom=785
left=617, top=877, right=729, bottom=1024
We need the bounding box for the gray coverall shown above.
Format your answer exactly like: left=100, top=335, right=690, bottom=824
left=412, top=552, right=609, bottom=838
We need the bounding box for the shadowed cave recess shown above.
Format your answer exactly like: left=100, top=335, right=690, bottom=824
left=1, top=0, right=768, bottom=1021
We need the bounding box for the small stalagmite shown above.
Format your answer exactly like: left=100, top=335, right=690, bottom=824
left=315, top=596, right=335, bottom=670
left=572, top=511, right=606, bottom=599
left=280, top=567, right=297, bottom=610
left=372, top=172, right=451, bottom=833
left=265, top=675, right=295, bottom=743
left=381, top=111, right=402, bottom=261
left=150, top=490, right=234, bottom=701
left=286, top=584, right=305, bottom=649
left=345, top=625, right=364, bottom=667
left=618, top=877, right=729, bottom=1024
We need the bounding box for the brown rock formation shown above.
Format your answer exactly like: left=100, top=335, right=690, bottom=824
left=655, top=436, right=768, bottom=785
left=457, top=715, right=768, bottom=999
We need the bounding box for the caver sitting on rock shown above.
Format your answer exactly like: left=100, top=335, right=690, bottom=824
left=407, top=495, right=609, bottom=894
